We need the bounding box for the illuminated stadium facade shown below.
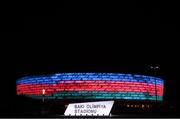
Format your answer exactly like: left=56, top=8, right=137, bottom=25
left=16, top=73, right=164, bottom=101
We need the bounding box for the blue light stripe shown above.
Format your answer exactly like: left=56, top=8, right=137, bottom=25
left=17, top=73, right=164, bottom=85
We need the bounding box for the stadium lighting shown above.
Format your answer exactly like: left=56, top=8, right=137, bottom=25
left=42, top=89, right=46, bottom=95
left=42, top=89, right=45, bottom=102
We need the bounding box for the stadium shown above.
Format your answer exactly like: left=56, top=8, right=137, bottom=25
left=16, top=73, right=164, bottom=117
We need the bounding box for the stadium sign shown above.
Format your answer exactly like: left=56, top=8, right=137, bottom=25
left=64, top=101, right=114, bottom=116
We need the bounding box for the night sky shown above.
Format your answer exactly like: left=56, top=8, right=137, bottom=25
left=0, top=1, right=180, bottom=117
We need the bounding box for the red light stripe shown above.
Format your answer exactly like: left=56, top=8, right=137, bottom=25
left=17, top=81, right=163, bottom=96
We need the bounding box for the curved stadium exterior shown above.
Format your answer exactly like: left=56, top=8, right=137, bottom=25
left=16, top=73, right=164, bottom=101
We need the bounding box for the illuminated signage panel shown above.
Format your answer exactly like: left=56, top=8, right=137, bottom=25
left=64, top=101, right=114, bottom=116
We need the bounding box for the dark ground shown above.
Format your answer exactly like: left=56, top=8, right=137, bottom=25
left=0, top=0, right=180, bottom=117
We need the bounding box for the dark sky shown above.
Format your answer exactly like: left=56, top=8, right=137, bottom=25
left=0, top=0, right=180, bottom=116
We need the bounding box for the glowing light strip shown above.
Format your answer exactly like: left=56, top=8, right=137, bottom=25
left=17, top=73, right=163, bottom=85
left=30, top=92, right=163, bottom=101
left=17, top=81, right=163, bottom=96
